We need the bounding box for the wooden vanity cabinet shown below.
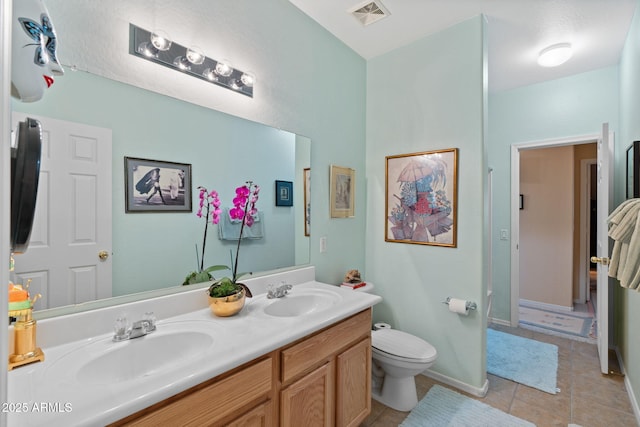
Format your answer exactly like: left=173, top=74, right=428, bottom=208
left=111, top=357, right=275, bottom=427
left=279, top=309, right=372, bottom=427
left=111, top=309, right=372, bottom=427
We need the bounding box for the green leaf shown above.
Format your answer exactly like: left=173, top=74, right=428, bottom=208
left=208, top=277, right=241, bottom=297
left=234, top=271, right=252, bottom=280
left=204, top=265, right=231, bottom=274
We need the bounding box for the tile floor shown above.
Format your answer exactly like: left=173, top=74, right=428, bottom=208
left=362, top=324, right=638, bottom=427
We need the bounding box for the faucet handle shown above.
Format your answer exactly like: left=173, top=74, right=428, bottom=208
left=143, top=312, right=157, bottom=332
left=113, top=316, right=131, bottom=341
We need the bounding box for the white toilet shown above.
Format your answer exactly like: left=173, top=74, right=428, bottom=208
left=351, top=282, right=438, bottom=412
left=371, top=327, right=438, bottom=411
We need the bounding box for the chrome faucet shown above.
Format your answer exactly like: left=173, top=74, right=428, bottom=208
left=267, top=282, right=292, bottom=299
left=113, top=312, right=156, bottom=341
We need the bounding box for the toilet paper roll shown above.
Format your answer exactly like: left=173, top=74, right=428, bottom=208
left=374, top=322, right=391, bottom=330
left=448, top=298, right=469, bottom=316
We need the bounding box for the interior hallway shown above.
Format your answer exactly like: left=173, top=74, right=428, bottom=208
left=362, top=324, right=637, bottom=427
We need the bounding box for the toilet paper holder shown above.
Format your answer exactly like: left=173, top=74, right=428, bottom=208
left=443, top=297, right=477, bottom=311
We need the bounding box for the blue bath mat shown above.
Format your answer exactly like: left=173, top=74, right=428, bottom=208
left=487, top=328, right=558, bottom=394
left=399, top=385, right=534, bottom=427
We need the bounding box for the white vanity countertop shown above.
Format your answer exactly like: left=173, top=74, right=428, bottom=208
left=7, top=279, right=381, bottom=427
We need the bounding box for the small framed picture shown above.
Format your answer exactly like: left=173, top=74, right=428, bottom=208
left=124, top=157, right=192, bottom=212
left=330, top=165, right=355, bottom=218
left=304, top=168, right=311, bottom=236
left=275, top=180, right=293, bottom=206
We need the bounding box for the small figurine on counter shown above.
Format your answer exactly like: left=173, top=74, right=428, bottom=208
left=342, top=269, right=366, bottom=289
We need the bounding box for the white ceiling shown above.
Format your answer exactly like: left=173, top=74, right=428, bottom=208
left=288, top=0, right=637, bottom=92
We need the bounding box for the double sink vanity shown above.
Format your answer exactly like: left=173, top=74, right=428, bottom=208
left=7, top=267, right=381, bottom=426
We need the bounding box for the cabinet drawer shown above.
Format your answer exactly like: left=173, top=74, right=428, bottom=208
left=119, top=357, right=273, bottom=426
left=281, top=309, right=371, bottom=384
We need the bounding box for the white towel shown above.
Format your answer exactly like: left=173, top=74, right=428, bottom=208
left=608, top=198, right=640, bottom=290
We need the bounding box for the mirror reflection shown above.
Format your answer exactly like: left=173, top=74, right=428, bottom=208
left=11, top=70, right=311, bottom=314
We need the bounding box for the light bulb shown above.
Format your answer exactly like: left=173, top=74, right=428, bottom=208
left=186, top=47, right=205, bottom=65
left=203, top=68, right=217, bottom=81
left=240, top=72, right=255, bottom=88
left=214, top=59, right=233, bottom=77
left=150, top=30, right=172, bottom=51
left=137, top=42, right=159, bottom=58
left=173, top=56, right=191, bottom=71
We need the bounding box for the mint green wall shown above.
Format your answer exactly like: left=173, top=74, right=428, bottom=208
left=619, top=0, right=640, bottom=412
left=12, top=71, right=300, bottom=295
left=366, top=17, right=488, bottom=390
left=488, top=67, right=620, bottom=322
left=12, top=0, right=367, bottom=292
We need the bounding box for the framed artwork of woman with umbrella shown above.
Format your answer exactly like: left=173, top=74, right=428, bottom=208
left=385, top=148, right=458, bottom=247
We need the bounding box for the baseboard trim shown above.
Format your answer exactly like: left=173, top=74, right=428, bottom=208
left=519, top=298, right=573, bottom=312
left=420, top=370, right=489, bottom=398
left=615, top=346, right=640, bottom=426
left=488, top=317, right=511, bottom=327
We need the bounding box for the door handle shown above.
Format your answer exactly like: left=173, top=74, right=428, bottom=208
left=590, top=256, right=610, bottom=265
left=98, top=250, right=110, bottom=261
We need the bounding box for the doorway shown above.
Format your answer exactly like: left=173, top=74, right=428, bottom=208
left=515, top=143, right=597, bottom=341
left=509, top=133, right=603, bottom=327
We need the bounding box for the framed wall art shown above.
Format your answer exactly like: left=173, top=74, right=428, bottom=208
left=330, top=165, right=355, bottom=218
left=385, top=148, right=458, bottom=247
left=124, top=157, right=192, bottom=212
left=304, top=168, right=311, bottom=236
left=275, top=180, right=293, bottom=206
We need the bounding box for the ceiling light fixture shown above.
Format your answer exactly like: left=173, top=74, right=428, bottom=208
left=129, top=24, right=255, bottom=97
left=537, top=43, right=573, bottom=67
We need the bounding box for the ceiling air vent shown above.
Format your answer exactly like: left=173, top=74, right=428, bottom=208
left=349, top=0, right=390, bottom=26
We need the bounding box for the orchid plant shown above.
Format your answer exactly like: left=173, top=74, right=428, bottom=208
left=182, top=181, right=260, bottom=299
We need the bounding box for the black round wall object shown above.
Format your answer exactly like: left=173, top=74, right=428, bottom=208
left=11, top=117, right=42, bottom=253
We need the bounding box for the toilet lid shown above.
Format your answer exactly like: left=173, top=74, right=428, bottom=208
left=372, top=329, right=437, bottom=362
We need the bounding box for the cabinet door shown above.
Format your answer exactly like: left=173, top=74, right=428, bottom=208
left=336, top=337, right=371, bottom=427
left=280, top=362, right=333, bottom=427
left=227, top=401, right=273, bottom=427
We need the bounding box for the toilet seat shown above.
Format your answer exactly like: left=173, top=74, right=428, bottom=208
left=372, top=329, right=437, bottom=363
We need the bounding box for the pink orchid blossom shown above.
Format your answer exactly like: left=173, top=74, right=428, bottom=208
left=194, top=181, right=260, bottom=282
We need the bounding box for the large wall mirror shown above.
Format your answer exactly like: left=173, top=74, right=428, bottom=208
left=11, top=69, right=311, bottom=318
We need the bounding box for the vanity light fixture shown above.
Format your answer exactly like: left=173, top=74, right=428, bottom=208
left=129, top=24, right=255, bottom=97
left=537, top=43, right=573, bottom=67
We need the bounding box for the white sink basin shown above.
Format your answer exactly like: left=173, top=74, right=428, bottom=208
left=77, top=331, right=213, bottom=384
left=46, top=321, right=216, bottom=385
left=262, top=289, right=341, bottom=317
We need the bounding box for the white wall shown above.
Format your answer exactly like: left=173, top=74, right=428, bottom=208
left=519, top=146, right=574, bottom=308
left=366, top=16, right=488, bottom=392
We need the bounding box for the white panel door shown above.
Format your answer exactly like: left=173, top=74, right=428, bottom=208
left=593, top=123, right=613, bottom=374
left=11, top=113, right=112, bottom=310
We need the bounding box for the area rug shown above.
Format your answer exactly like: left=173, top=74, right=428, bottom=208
left=487, top=328, right=558, bottom=394
left=399, top=385, right=534, bottom=427
left=519, top=305, right=593, bottom=338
